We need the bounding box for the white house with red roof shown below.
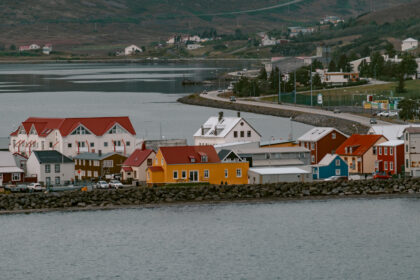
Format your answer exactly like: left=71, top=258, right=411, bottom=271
left=121, top=148, right=156, bottom=183
left=10, top=116, right=137, bottom=158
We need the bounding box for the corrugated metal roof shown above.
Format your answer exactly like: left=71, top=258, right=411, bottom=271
left=33, top=150, right=73, bottom=164
left=249, top=167, right=310, bottom=175
left=298, top=127, right=347, bottom=142
left=376, top=140, right=404, bottom=147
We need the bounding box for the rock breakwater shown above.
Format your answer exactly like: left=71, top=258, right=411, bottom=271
left=1, top=179, right=419, bottom=213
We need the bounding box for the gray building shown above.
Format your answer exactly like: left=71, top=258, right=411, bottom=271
left=248, top=167, right=313, bottom=184
left=236, top=147, right=311, bottom=168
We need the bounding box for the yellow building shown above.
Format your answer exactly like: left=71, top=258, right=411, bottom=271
left=147, top=146, right=249, bottom=185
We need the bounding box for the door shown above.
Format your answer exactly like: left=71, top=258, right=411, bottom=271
left=189, top=171, right=198, bottom=182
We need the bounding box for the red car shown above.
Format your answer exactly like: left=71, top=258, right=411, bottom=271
left=373, top=172, right=391, bottom=180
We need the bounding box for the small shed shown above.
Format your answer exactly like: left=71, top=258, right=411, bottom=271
left=312, top=154, right=348, bottom=180
left=248, top=166, right=312, bottom=184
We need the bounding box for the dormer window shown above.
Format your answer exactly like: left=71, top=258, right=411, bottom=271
left=71, top=126, right=91, bottom=135
left=189, top=156, right=196, bottom=163
left=108, top=124, right=126, bottom=134
left=18, top=126, right=26, bottom=135
left=201, top=155, right=208, bottom=162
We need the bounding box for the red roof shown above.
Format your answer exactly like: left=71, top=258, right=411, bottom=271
left=123, top=149, right=154, bottom=167
left=10, top=117, right=136, bottom=137
left=159, top=146, right=220, bottom=165
left=122, top=166, right=133, bottom=172
left=149, top=166, right=164, bottom=172
left=336, top=134, right=386, bottom=156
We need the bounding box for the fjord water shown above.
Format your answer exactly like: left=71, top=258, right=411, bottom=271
left=0, top=61, right=312, bottom=142
left=1, top=198, right=420, bottom=279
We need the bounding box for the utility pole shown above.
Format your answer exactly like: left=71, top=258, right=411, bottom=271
left=310, top=63, right=313, bottom=106
left=278, top=70, right=281, bottom=104
left=294, top=69, right=297, bottom=104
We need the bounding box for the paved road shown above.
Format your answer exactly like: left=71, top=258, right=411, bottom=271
left=201, top=91, right=390, bottom=127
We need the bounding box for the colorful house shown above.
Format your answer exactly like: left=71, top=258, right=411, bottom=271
left=147, top=146, right=249, bottom=186
left=312, top=153, right=348, bottom=180
left=74, top=152, right=127, bottom=181
left=0, top=151, right=25, bottom=186
left=375, top=140, right=404, bottom=175
left=121, top=148, right=156, bottom=183
left=403, top=127, right=420, bottom=177
left=336, top=134, right=387, bottom=174
left=298, top=127, right=348, bottom=164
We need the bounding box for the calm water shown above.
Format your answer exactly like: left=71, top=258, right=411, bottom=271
left=0, top=62, right=312, bottom=142
left=1, top=198, right=420, bottom=279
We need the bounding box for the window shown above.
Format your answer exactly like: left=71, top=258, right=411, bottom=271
left=390, top=147, right=393, bottom=155
left=335, top=169, right=341, bottom=176
left=406, top=159, right=409, bottom=168
left=236, top=168, right=242, bottom=178
left=71, top=126, right=91, bottom=135
left=310, top=143, right=315, bottom=150
left=161, top=158, right=164, bottom=165
left=94, top=161, right=100, bottom=166
left=94, top=171, right=98, bottom=177
left=68, top=143, right=72, bottom=148
left=335, top=159, right=341, bottom=166
left=234, top=131, right=238, bottom=138
left=379, top=147, right=382, bottom=155
left=147, top=159, right=153, bottom=166
left=54, top=164, right=60, bottom=173
left=311, top=155, right=315, bottom=163
left=201, top=155, right=208, bottom=162
left=224, top=169, right=228, bottom=178
left=12, top=173, right=21, bottom=181
left=126, top=141, right=130, bottom=146
left=104, top=142, right=108, bottom=147
left=90, top=142, right=94, bottom=148
left=114, top=140, right=122, bottom=147
left=103, top=160, right=113, bottom=168
left=384, top=147, right=387, bottom=155
left=77, top=141, right=86, bottom=148
left=49, top=142, right=53, bottom=148
left=45, top=164, right=51, bottom=173
left=88, top=171, right=92, bottom=177
left=55, top=176, right=60, bottom=185
left=390, top=161, right=394, bottom=171
left=46, top=177, right=51, bottom=186
left=373, top=147, right=377, bottom=155
left=204, top=170, right=209, bottom=178
left=332, top=133, right=336, bottom=140
left=384, top=161, right=388, bottom=170
left=182, top=171, right=187, bottom=179
left=173, top=171, right=178, bottom=179
left=247, top=131, right=251, bottom=137
left=240, top=131, right=244, bottom=138
left=406, top=145, right=409, bottom=153
left=109, top=125, right=124, bottom=134
left=406, top=133, right=409, bottom=140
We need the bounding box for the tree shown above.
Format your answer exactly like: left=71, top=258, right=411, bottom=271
left=312, top=73, right=322, bottom=87
left=396, top=54, right=418, bottom=93
left=328, top=60, right=337, bottom=72
left=258, top=67, right=267, bottom=80
left=398, top=99, right=418, bottom=120
left=10, top=44, right=16, bottom=51
left=311, top=59, right=323, bottom=70
left=337, top=54, right=351, bottom=72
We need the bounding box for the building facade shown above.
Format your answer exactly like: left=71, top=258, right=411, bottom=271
left=248, top=167, right=312, bottom=184
left=375, top=140, right=404, bottom=175
left=403, top=127, right=420, bottom=177
left=402, top=38, right=418, bottom=52
left=121, top=149, right=156, bottom=183
left=147, top=146, right=249, bottom=186
left=336, top=134, right=387, bottom=174
left=26, top=150, right=74, bottom=186
left=10, top=117, right=137, bottom=158
left=0, top=151, right=25, bottom=186
left=298, top=127, right=348, bottom=164
left=194, top=113, right=261, bottom=146
left=74, top=152, right=127, bottom=181
left=237, top=147, right=310, bottom=168
left=312, top=153, right=348, bottom=180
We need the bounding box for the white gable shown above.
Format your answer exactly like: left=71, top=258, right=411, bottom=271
left=298, top=127, right=346, bottom=142
left=194, top=116, right=260, bottom=138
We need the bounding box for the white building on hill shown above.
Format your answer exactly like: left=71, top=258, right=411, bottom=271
left=402, top=38, right=418, bottom=52
left=194, top=113, right=261, bottom=146
left=124, top=45, right=142, bottom=55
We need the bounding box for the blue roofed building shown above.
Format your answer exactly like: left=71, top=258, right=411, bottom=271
left=312, top=153, right=348, bottom=180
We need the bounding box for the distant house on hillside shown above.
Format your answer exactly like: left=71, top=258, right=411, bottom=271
left=42, top=44, right=52, bottom=55
left=320, top=16, right=344, bottom=26
left=124, top=45, right=142, bottom=56
left=29, top=44, right=40, bottom=50
left=402, top=38, right=418, bottom=52
left=315, top=69, right=359, bottom=85
left=19, top=45, right=31, bottom=52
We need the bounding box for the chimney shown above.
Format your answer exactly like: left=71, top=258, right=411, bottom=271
left=218, top=111, right=224, bottom=122
left=237, top=111, right=241, bottom=118
left=201, top=125, right=204, bottom=135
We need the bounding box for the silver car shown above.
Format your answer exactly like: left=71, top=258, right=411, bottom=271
left=109, top=180, right=123, bottom=189
left=96, top=181, right=109, bottom=189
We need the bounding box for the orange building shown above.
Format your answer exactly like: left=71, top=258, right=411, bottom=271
left=147, top=146, right=249, bottom=186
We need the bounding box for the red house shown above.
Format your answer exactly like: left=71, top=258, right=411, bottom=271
left=0, top=151, right=25, bottom=186
left=375, top=140, right=404, bottom=175
left=298, top=127, right=348, bottom=164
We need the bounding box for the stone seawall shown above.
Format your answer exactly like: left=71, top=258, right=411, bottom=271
left=178, top=94, right=369, bottom=135
left=1, top=179, right=418, bottom=213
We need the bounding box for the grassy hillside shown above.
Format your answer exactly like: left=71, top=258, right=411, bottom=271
left=0, top=0, right=416, bottom=53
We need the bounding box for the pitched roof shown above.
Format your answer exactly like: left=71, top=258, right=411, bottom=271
left=160, top=146, right=220, bottom=165
left=33, top=150, right=73, bottom=164
left=336, top=135, right=385, bottom=156
left=193, top=116, right=261, bottom=138
left=73, top=152, right=126, bottom=161
left=403, top=38, right=418, bottom=42
left=249, top=167, right=310, bottom=175
left=404, top=127, right=420, bottom=134
left=10, top=116, right=136, bottom=137
left=298, top=127, right=347, bottom=142
left=217, top=149, right=242, bottom=162
left=0, top=151, right=20, bottom=168
left=369, top=125, right=420, bottom=140
left=376, top=140, right=404, bottom=147
left=316, top=154, right=340, bottom=166
left=123, top=149, right=154, bottom=167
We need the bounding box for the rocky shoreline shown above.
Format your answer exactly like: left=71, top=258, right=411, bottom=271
left=178, top=94, right=369, bottom=135
left=1, top=178, right=419, bottom=214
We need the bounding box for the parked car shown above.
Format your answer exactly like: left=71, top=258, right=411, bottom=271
left=373, top=172, right=391, bottom=180
left=370, top=118, right=377, bottom=124
left=388, top=111, right=398, bottom=117
left=109, top=180, right=123, bottom=189
left=377, top=111, right=389, bottom=117
left=230, top=96, right=236, bottom=102
left=96, top=181, right=109, bottom=189
left=324, top=176, right=348, bottom=181
left=27, top=183, right=45, bottom=192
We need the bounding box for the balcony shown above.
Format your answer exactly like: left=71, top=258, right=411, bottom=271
left=79, top=147, right=89, bottom=152
left=115, top=146, right=124, bottom=152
